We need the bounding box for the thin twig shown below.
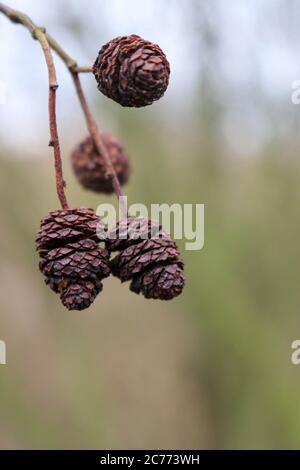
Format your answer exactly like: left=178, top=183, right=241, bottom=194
left=0, top=2, right=126, bottom=214
left=0, top=2, right=69, bottom=209
left=72, top=72, right=127, bottom=216
left=71, top=73, right=125, bottom=197
left=74, top=66, right=93, bottom=74
left=45, top=32, right=92, bottom=74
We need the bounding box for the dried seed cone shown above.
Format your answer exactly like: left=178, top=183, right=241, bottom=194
left=71, top=133, right=130, bottom=194
left=93, top=35, right=170, bottom=107
left=36, top=208, right=110, bottom=310
left=106, top=217, right=184, bottom=300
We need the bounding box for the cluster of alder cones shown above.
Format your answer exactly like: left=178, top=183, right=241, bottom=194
left=36, top=35, right=185, bottom=310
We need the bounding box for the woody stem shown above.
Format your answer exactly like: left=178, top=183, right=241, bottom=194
left=0, top=2, right=69, bottom=209
left=0, top=3, right=126, bottom=214
left=71, top=72, right=125, bottom=200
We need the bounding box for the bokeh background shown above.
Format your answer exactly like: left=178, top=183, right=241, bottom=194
left=1, top=0, right=300, bottom=449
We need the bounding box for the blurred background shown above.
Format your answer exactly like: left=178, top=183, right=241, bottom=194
left=1, top=0, right=300, bottom=449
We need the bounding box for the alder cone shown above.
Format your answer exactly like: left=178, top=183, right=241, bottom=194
left=106, top=217, right=184, bottom=300
left=71, top=133, right=130, bottom=194
left=36, top=208, right=110, bottom=311
left=93, top=35, right=170, bottom=107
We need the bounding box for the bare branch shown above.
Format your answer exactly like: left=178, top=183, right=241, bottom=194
left=71, top=73, right=125, bottom=199
left=0, top=2, right=126, bottom=213
left=0, top=2, right=68, bottom=209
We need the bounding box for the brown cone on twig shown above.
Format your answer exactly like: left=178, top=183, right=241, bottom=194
left=71, top=133, right=130, bottom=194
left=93, top=35, right=170, bottom=107
left=36, top=208, right=110, bottom=310
left=106, top=217, right=184, bottom=300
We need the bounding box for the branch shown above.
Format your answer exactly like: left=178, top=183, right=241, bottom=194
left=0, top=2, right=69, bottom=209
left=45, top=32, right=92, bottom=73
left=71, top=73, right=125, bottom=199
left=0, top=2, right=126, bottom=215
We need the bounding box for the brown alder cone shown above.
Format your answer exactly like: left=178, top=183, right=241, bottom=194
left=93, top=35, right=170, bottom=107
left=106, top=217, right=184, bottom=300
left=36, top=208, right=110, bottom=310
left=71, top=133, right=130, bottom=194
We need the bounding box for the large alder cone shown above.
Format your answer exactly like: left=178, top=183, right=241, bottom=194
left=71, top=133, right=130, bottom=194
left=106, top=217, right=184, bottom=300
left=36, top=208, right=110, bottom=310
left=93, top=35, right=170, bottom=107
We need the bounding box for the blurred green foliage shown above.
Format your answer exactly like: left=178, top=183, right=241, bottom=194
left=1, top=0, right=300, bottom=450
left=1, top=103, right=300, bottom=448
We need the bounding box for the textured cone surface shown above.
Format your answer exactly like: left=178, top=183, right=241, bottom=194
left=93, top=35, right=170, bottom=107
left=106, top=217, right=184, bottom=300
left=71, top=133, right=130, bottom=194
left=36, top=208, right=110, bottom=310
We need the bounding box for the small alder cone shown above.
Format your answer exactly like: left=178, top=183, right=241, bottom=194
left=36, top=208, right=110, bottom=311
left=106, top=217, right=184, bottom=300
left=71, top=133, right=130, bottom=194
left=93, top=35, right=170, bottom=107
